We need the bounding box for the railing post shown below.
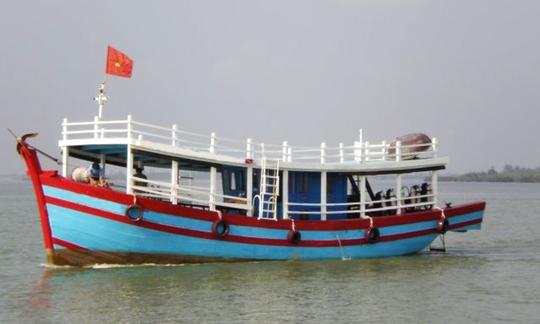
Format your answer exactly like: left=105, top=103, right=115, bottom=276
left=172, top=124, right=178, bottom=147
left=260, top=143, right=265, bottom=159
left=171, top=160, right=179, bottom=205
left=321, top=171, right=327, bottom=221
left=287, top=147, right=292, bottom=162
left=339, top=143, right=344, bottom=164
left=93, top=116, right=99, bottom=139
left=62, top=118, right=68, bottom=177
left=395, top=140, right=403, bottom=213
left=282, top=141, right=288, bottom=162
left=381, top=140, right=387, bottom=161
left=360, top=175, right=367, bottom=218
left=210, top=132, right=216, bottom=154
left=126, top=146, right=134, bottom=194
left=209, top=166, right=217, bottom=210
left=170, top=123, right=178, bottom=204
left=432, top=170, right=438, bottom=207
left=320, top=142, right=326, bottom=164
left=246, top=165, right=253, bottom=216
left=246, top=138, right=252, bottom=159
left=354, top=141, right=361, bottom=162
left=396, top=174, right=402, bottom=215
left=432, top=137, right=438, bottom=158
left=364, top=141, right=370, bottom=161
left=282, top=170, right=289, bottom=219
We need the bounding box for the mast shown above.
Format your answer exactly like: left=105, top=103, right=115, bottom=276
left=94, top=82, right=108, bottom=119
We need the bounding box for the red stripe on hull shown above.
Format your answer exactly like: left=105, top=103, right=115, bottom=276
left=53, top=237, right=87, bottom=250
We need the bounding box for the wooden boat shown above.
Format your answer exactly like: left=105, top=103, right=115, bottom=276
left=16, top=90, right=485, bottom=266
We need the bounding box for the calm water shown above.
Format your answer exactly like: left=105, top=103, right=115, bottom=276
left=0, top=176, right=539, bottom=323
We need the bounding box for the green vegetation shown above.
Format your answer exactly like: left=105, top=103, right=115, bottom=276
left=440, top=165, right=540, bottom=183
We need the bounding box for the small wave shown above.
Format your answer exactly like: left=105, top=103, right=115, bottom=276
left=40, top=263, right=74, bottom=269
left=88, top=263, right=186, bottom=269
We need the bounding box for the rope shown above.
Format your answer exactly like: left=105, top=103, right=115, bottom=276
left=435, top=206, right=446, bottom=220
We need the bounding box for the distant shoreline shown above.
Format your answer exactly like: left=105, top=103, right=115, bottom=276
left=440, top=165, right=540, bottom=183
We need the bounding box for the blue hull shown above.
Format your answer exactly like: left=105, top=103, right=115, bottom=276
left=43, top=185, right=485, bottom=263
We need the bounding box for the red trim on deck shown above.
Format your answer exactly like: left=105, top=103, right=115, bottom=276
left=40, top=173, right=485, bottom=232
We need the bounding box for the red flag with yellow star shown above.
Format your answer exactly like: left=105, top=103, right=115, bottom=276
left=105, top=46, right=133, bottom=78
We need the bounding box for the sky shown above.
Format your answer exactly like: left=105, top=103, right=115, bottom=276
left=1, top=0, right=539, bottom=174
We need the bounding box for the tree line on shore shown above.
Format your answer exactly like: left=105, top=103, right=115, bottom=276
left=440, top=165, right=540, bottom=183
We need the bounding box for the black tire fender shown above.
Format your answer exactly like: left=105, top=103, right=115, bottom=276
left=365, top=226, right=380, bottom=244
left=125, top=204, right=144, bottom=222
left=212, top=219, right=230, bottom=239
left=287, top=229, right=301, bottom=244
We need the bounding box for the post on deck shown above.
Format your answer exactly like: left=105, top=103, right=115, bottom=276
left=395, top=141, right=402, bottom=214
left=246, top=138, right=252, bottom=159
left=287, top=147, right=292, bottom=162
left=210, top=132, right=216, bottom=154
left=126, top=146, right=134, bottom=194
left=431, top=136, right=439, bottom=207
left=171, top=161, right=179, bottom=205
left=209, top=166, right=217, bottom=211
left=396, top=174, right=402, bottom=215
left=432, top=171, right=438, bottom=207
left=282, top=141, right=288, bottom=162
left=246, top=165, right=253, bottom=216
left=321, top=171, right=327, bottom=221
left=62, top=118, right=69, bottom=177
left=364, top=141, right=370, bottom=161
left=126, top=115, right=134, bottom=194
left=360, top=175, right=367, bottom=218
left=320, top=142, right=326, bottom=164
left=282, top=170, right=289, bottom=219
left=171, top=124, right=179, bottom=204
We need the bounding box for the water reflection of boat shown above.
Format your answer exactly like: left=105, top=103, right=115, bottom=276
left=16, top=90, right=485, bottom=266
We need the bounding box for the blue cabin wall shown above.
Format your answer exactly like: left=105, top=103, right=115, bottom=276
left=222, top=167, right=348, bottom=220
left=288, top=172, right=348, bottom=220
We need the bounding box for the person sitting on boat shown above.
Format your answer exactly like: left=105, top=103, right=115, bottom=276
left=133, top=165, right=147, bottom=188
left=87, top=162, right=106, bottom=187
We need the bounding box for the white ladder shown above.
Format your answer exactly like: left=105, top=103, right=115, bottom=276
left=258, top=159, right=280, bottom=220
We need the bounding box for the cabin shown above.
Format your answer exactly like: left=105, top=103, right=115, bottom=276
left=59, top=115, right=446, bottom=221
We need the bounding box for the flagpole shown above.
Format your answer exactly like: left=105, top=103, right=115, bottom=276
left=95, top=80, right=108, bottom=119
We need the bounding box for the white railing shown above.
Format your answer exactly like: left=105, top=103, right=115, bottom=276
left=61, top=115, right=438, bottom=164
left=130, top=176, right=250, bottom=212
left=285, top=193, right=436, bottom=217
left=130, top=174, right=435, bottom=218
